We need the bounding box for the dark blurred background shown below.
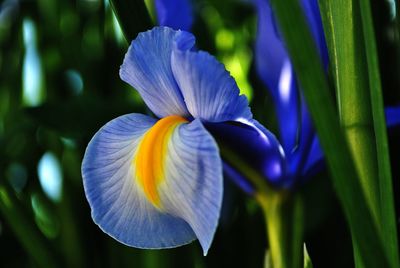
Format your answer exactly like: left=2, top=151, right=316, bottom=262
left=0, top=0, right=399, bottom=267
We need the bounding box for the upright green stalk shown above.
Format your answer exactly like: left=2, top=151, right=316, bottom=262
left=268, top=0, right=390, bottom=266
left=318, top=0, right=380, bottom=223
left=358, top=0, right=400, bottom=266
left=218, top=144, right=304, bottom=268
left=257, top=192, right=304, bottom=268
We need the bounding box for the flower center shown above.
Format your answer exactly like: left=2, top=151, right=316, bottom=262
left=135, top=115, right=188, bottom=209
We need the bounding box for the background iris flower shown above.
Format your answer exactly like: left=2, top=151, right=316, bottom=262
left=254, top=0, right=400, bottom=187
left=81, top=26, right=285, bottom=255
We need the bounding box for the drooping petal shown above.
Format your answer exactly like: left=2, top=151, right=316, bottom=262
left=205, top=119, right=290, bottom=188
left=171, top=48, right=252, bottom=122
left=155, top=0, right=193, bottom=31
left=82, top=114, right=222, bottom=255
left=120, top=27, right=195, bottom=118
left=158, top=119, right=223, bottom=255
left=386, top=106, right=400, bottom=128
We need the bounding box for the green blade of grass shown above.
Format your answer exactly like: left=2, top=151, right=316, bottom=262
left=109, top=0, right=153, bottom=42
left=358, top=0, right=400, bottom=266
left=318, top=0, right=380, bottom=221
left=268, top=0, right=389, bottom=266
left=317, top=1, right=380, bottom=266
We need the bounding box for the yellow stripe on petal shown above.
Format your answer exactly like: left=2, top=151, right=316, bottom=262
left=135, top=115, right=188, bottom=209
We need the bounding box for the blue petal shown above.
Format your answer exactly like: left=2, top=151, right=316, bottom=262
left=160, top=119, right=223, bottom=255
left=171, top=48, right=252, bottom=122
left=205, top=119, right=290, bottom=188
left=386, top=106, right=400, bottom=128
left=287, top=99, right=314, bottom=175
left=300, top=0, right=329, bottom=67
left=120, top=27, right=194, bottom=118
left=155, top=0, right=193, bottom=31
left=254, top=0, right=300, bottom=153
left=301, top=135, right=325, bottom=178
left=82, top=114, right=195, bottom=250
left=82, top=114, right=223, bottom=254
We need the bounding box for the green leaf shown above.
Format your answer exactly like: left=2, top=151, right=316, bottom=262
left=303, top=244, right=313, bottom=268
left=267, top=0, right=389, bottom=266
left=318, top=0, right=380, bottom=220
left=319, top=0, right=399, bottom=266
left=358, top=0, right=400, bottom=266
left=109, top=0, right=153, bottom=42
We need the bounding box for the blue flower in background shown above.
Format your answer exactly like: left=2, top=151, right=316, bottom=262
left=254, top=0, right=400, bottom=187
left=253, top=0, right=328, bottom=187
left=81, top=27, right=285, bottom=255
left=155, top=0, right=193, bottom=31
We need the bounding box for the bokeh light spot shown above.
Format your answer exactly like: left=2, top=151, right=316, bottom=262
left=37, top=152, right=63, bottom=202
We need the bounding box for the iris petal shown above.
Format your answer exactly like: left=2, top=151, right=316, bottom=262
left=205, top=119, right=289, bottom=187
left=301, top=135, right=324, bottom=178
left=300, top=0, right=329, bottom=67
left=120, top=27, right=194, bottom=118
left=254, top=0, right=300, bottom=154
left=159, top=119, right=223, bottom=255
left=386, top=106, right=400, bottom=128
left=82, top=114, right=222, bottom=254
left=155, top=0, right=193, bottom=31
left=82, top=114, right=197, bottom=249
left=172, top=48, right=252, bottom=122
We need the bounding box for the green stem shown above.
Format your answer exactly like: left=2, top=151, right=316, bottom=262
left=0, top=184, right=59, bottom=267
left=218, top=144, right=303, bottom=268
left=317, top=2, right=380, bottom=266
left=257, top=192, right=304, bottom=268
left=358, top=0, right=400, bottom=266
left=320, top=0, right=380, bottom=221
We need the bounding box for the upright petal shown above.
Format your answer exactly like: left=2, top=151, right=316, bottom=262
left=120, top=27, right=194, bottom=118
left=300, top=0, right=329, bottom=67
left=386, top=106, right=400, bottom=128
left=171, top=48, right=252, bottom=122
left=301, top=135, right=325, bottom=178
left=155, top=0, right=193, bottom=31
left=82, top=114, right=222, bottom=254
left=253, top=0, right=300, bottom=153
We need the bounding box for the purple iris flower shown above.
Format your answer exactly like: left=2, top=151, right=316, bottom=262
left=254, top=0, right=400, bottom=187
left=81, top=27, right=285, bottom=255
left=253, top=0, right=328, bottom=187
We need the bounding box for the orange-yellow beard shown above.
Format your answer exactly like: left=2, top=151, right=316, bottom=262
left=135, top=115, right=188, bottom=209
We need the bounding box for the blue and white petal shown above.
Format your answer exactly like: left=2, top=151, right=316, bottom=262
left=120, top=27, right=194, bottom=118
left=155, top=0, right=193, bottom=31
left=159, top=119, right=223, bottom=255
left=171, top=48, right=252, bottom=122
left=82, top=114, right=222, bottom=254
